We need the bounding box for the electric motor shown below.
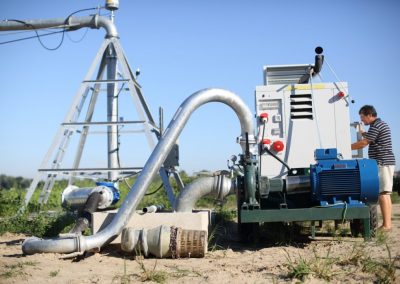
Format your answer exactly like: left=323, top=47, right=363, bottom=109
left=310, top=148, right=379, bottom=205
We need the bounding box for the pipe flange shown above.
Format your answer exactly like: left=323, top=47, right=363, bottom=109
left=93, top=186, right=114, bottom=209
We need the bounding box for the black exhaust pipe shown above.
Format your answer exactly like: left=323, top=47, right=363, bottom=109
left=312, top=46, right=324, bottom=75
left=298, top=46, right=324, bottom=84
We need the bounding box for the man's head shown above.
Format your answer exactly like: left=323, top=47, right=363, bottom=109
left=359, top=105, right=377, bottom=125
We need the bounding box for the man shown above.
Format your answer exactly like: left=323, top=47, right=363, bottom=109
left=351, top=105, right=396, bottom=231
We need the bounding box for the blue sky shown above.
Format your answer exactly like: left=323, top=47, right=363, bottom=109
left=1, top=0, right=399, bottom=178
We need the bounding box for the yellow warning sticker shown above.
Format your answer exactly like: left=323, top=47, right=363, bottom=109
left=285, top=84, right=326, bottom=91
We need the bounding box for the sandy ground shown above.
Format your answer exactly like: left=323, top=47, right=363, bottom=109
left=1, top=205, right=399, bottom=284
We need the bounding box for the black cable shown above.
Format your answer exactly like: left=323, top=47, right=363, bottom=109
left=66, top=27, right=89, bottom=43
left=259, top=121, right=266, bottom=175
left=5, top=19, right=66, bottom=50
left=2, top=7, right=99, bottom=50
left=145, top=183, right=164, bottom=196
left=261, top=121, right=291, bottom=171
left=0, top=29, right=65, bottom=45
left=0, top=29, right=37, bottom=36
left=121, top=171, right=141, bottom=189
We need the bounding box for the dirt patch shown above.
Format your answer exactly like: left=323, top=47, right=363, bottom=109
left=1, top=205, right=400, bottom=283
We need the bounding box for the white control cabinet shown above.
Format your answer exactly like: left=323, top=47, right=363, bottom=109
left=256, top=82, right=351, bottom=178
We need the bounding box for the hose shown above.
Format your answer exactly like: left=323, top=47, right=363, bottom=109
left=69, top=191, right=102, bottom=234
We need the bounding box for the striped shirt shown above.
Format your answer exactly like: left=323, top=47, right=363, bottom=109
left=365, top=118, right=396, bottom=166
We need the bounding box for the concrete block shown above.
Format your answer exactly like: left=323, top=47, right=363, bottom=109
left=91, top=210, right=211, bottom=244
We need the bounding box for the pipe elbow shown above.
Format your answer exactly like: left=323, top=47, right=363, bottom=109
left=92, top=15, right=118, bottom=38
left=174, top=174, right=235, bottom=212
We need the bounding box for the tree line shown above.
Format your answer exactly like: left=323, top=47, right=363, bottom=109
left=0, top=174, right=32, bottom=190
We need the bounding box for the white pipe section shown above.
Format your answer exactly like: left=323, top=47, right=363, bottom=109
left=0, top=15, right=118, bottom=38
left=174, top=175, right=235, bottom=212
left=22, top=88, right=255, bottom=255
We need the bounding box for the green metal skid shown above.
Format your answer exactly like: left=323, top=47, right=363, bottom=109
left=240, top=206, right=371, bottom=239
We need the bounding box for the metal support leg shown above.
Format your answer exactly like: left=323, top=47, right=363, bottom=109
left=311, top=221, right=316, bottom=239
left=159, top=168, right=176, bottom=206
left=363, top=217, right=371, bottom=240
left=106, top=44, right=119, bottom=182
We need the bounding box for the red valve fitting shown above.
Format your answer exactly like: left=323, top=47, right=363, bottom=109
left=262, top=139, right=271, bottom=145
left=337, top=91, right=345, bottom=98
left=272, top=141, right=284, bottom=152
left=259, top=112, right=269, bottom=122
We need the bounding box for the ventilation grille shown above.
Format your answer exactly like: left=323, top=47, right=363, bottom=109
left=318, top=169, right=361, bottom=198
left=264, top=64, right=311, bottom=85
left=290, top=94, right=313, bottom=119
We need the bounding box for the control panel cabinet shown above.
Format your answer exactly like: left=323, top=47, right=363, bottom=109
left=255, top=82, right=351, bottom=178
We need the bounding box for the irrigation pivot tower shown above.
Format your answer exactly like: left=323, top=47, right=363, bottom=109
left=0, top=1, right=181, bottom=208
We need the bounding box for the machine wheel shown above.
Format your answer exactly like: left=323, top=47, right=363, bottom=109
left=350, top=205, right=378, bottom=237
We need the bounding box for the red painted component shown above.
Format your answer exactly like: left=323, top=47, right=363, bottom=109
left=272, top=140, right=284, bottom=152
left=260, top=112, right=269, bottom=121
left=262, top=139, right=271, bottom=145
left=337, top=91, right=345, bottom=98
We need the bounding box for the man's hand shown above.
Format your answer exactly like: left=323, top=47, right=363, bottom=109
left=357, top=122, right=365, bottom=133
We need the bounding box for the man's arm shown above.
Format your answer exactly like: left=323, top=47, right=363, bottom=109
left=351, top=139, right=369, bottom=150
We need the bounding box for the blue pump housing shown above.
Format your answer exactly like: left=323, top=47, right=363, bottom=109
left=310, top=148, right=379, bottom=205
left=96, top=181, right=120, bottom=205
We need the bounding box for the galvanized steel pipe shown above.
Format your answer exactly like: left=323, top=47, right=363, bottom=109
left=0, top=15, right=118, bottom=38
left=22, top=88, right=255, bottom=254
left=174, top=175, right=236, bottom=212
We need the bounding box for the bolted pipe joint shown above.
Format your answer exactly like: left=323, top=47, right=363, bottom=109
left=213, top=173, right=236, bottom=200
left=121, top=225, right=207, bottom=258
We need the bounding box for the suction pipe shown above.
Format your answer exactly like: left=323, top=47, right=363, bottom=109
left=174, top=174, right=235, bottom=212
left=22, top=88, right=255, bottom=255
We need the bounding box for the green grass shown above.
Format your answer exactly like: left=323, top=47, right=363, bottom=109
left=0, top=173, right=214, bottom=237
left=0, top=261, right=38, bottom=279
left=49, top=270, right=59, bottom=277
left=284, top=246, right=341, bottom=282
left=285, top=238, right=399, bottom=283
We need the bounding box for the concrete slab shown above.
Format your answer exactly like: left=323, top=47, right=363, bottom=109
left=91, top=210, right=211, bottom=244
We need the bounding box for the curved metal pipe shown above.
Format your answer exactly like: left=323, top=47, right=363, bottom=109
left=174, top=175, right=235, bottom=212
left=0, top=15, right=118, bottom=38
left=22, top=236, right=83, bottom=255
left=22, top=88, right=254, bottom=254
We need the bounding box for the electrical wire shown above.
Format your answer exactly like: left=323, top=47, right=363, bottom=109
left=324, top=58, right=355, bottom=103
left=0, top=29, right=65, bottom=45
left=309, top=70, right=323, bottom=148
left=121, top=171, right=141, bottom=188
left=0, top=29, right=39, bottom=36
left=324, top=59, right=347, bottom=91
left=145, top=182, right=164, bottom=196
left=121, top=173, right=163, bottom=196
left=5, top=19, right=65, bottom=50
left=1, top=7, right=99, bottom=50
left=66, top=27, right=89, bottom=43
left=260, top=120, right=291, bottom=171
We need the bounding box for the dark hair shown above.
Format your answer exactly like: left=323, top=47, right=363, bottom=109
left=359, top=105, right=377, bottom=117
